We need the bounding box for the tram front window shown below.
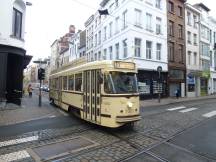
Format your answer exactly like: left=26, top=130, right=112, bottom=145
left=104, top=72, right=138, bottom=94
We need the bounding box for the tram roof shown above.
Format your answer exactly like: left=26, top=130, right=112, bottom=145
left=50, top=60, right=137, bottom=77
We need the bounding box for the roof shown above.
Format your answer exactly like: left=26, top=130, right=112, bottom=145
left=50, top=60, right=137, bottom=77
left=194, top=3, right=210, bottom=12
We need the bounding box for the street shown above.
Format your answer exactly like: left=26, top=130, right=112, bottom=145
left=0, top=93, right=216, bottom=162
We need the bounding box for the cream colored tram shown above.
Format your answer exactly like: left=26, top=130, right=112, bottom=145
left=49, top=59, right=141, bottom=128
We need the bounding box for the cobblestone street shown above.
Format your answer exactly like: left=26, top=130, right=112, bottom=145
left=0, top=93, right=216, bottom=161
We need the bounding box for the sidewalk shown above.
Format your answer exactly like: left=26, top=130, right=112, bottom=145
left=0, top=93, right=62, bottom=126
left=140, top=95, right=216, bottom=108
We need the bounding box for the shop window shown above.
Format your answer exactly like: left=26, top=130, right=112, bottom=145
left=75, top=73, right=82, bottom=91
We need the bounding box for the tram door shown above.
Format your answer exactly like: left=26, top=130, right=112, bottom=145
left=83, top=70, right=101, bottom=123
left=58, top=76, right=62, bottom=106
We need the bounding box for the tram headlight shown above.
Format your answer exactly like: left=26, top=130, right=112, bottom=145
left=127, top=102, right=133, bottom=108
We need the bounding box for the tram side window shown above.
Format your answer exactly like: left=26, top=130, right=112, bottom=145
left=63, top=76, right=68, bottom=90
left=68, top=75, right=74, bottom=91
left=75, top=73, right=82, bottom=91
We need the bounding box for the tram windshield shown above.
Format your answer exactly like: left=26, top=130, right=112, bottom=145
left=104, top=72, right=138, bottom=94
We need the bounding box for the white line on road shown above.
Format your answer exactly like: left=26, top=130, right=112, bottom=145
left=167, top=106, right=186, bottom=111
left=179, top=108, right=198, bottom=113
left=0, top=150, right=30, bottom=162
left=203, top=111, right=216, bottom=118
left=0, top=136, right=39, bottom=148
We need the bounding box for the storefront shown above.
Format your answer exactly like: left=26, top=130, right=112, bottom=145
left=200, top=71, right=210, bottom=96
left=168, top=69, right=186, bottom=97
left=186, top=71, right=201, bottom=97
left=137, top=70, right=168, bottom=99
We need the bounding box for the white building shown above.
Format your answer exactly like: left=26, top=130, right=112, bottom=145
left=50, top=39, right=60, bottom=70
left=185, top=4, right=201, bottom=97
left=194, top=3, right=211, bottom=96
left=0, top=0, right=32, bottom=105
left=85, top=0, right=168, bottom=99
left=69, top=31, right=81, bottom=62
left=208, top=16, right=216, bottom=94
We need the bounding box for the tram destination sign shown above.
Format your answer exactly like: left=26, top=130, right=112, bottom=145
left=114, top=61, right=135, bottom=70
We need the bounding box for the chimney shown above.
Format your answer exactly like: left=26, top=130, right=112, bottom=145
left=69, top=25, right=75, bottom=34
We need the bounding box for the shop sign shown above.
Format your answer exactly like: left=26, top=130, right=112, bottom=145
left=187, top=76, right=195, bottom=85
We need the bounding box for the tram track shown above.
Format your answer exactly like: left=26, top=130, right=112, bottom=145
left=120, top=113, right=216, bottom=162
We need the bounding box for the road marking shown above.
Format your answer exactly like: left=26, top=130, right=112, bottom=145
left=48, top=115, right=56, bottom=118
left=0, top=136, right=39, bottom=148
left=179, top=108, right=198, bottom=113
left=203, top=111, right=216, bottom=118
left=167, top=106, right=186, bottom=111
left=0, top=150, right=30, bottom=162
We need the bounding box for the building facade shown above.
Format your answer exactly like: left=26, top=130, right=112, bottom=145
left=0, top=0, right=32, bottom=105
left=185, top=3, right=201, bottom=97
left=194, top=3, right=211, bottom=96
left=167, top=0, right=186, bottom=97
left=86, top=0, right=168, bottom=99
left=208, top=16, right=216, bottom=94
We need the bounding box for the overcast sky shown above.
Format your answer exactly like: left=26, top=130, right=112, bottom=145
left=25, top=0, right=216, bottom=62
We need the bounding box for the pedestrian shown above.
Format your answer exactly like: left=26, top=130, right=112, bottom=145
left=175, top=88, right=179, bottom=99
left=27, top=84, right=33, bottom=97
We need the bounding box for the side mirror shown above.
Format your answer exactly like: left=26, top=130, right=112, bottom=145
left=98, top=72, right=103, bottom=84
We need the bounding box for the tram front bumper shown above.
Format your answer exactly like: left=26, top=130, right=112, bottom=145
left=116, top=115, right=141, bottom=123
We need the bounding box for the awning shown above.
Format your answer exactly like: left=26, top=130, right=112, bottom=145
left=23, top=55, right=33, bottom=69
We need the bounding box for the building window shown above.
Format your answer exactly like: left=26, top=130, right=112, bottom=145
left=188, top=51, right=191, bottom=65
left=194, top=52, right=197, bottom=65
left=103, top=49, right=107, bottom=60
left=187, top=31, right=191, bottom=44
left=135, top=38, right=141, bottom=57
left=104, top=26, right=107, bottom=41
left=122, top=10, right=128, bottom=30
left=169, top=42, right=174, bottom=61
left=178, top=24, right=183, bottom=38
left=97, top=51, right=100, bottom=60
left=146, top=13, right=152, bottom=32
left=168, top=21, right=174, bottom=36
left=156, top=43, right=162, bottom=60
left=109, top=46, right=113, bottom=60
left=115, top=0, right=119, bottom=8
left=109, top=22, right=113, bottom=38
left=98, top=31, right=101, bottom=45
left=155, top=0, right=161, bottom=9
left=177, top=6, right=183, bottom=17
left=123, top=39, right=128, bottom=58
left=156, top=17, right=162, bottom=35
left=187, top=12, right=191, bottom=26
left=115, top=43, right=120, bottom=59
left=193, top=15, right=198, bottom=29
left=95, top=34, right=98, bottom=47
left=115, top=17, right=120, bottom=33
left=193, top=34, right=197, bottom=45
left=12, top=8, right=22, bottom=38
left=146, top=41, right=152, bottom=59
left=168, top=1, right=174, bottom=13
left=135, top=9, right=142, bottom=27
left=179, top=44, right=183, bottom=63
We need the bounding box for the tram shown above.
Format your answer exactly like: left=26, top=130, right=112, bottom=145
left=49, top=58, right=141, bottom=128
